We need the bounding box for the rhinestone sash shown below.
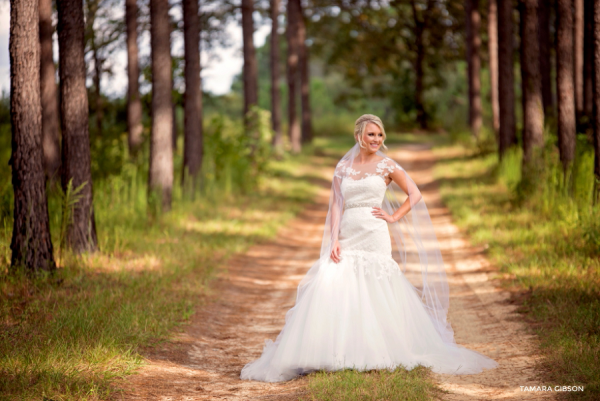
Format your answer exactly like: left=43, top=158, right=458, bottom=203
left=344, top=202, right=381, bottom=210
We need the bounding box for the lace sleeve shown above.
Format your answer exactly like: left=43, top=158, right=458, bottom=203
left=376, top=157, right=401, bottom=181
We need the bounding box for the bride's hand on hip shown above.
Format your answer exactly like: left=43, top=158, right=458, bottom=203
left=330, top=240, right=341, bottom=263
left=372, top=207, right=395, bottom=223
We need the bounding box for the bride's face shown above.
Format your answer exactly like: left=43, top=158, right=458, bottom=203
left=359, top=122, right=384, bottom=154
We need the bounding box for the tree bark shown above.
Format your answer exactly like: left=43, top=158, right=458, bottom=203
left=584, top=0, right=594, bottom=118
left=241, top=0, right=258, bottom=118
left=57, top=0, right=98, bottom=252
left=182, top=0, right=203, bottom=185
left=538, top=0, right=553, bottom=118
left=498, top=0, right=517, bottom=157
left=270, top=0, right=283, bottom=148
left=411, top=0, right=427, bottom=129
left=172, top=85, right=178, bottom=151
left=92, top=45, right=103, bottom=136
left=85, top=0, right=102, bottom=136
left=556, top=0, right=576, bottom=172
left=287, top=0, right=301, bottom=152
left=519, top=0, right=528, bottom=142
left=594, top=0, right=600, bottom=204
left=298, top=1, right=312, bottom=144
left=149, top=0, right=173, bottom=211
left=520, top=0, right=544, bottom=165
left=488, top=0, right=500, bottom=136
left=574, top=0, right=584, bottom=115
left=39, top=0, right=61, bottom=180
left=466, top=0, right=482, bottom=138
left=126, top=0, right=143, bottom=155
left=10, top=0, right=56, bottom=272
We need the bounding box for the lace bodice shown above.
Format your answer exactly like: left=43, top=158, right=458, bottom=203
left=334, top=156, right=399, bottom=182
left=341, top=175, right=387, bottom=206
left=336, top=157, right=400, bottom=207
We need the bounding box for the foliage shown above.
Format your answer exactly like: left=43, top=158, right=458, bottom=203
left=307, top=0, right=466, bottom=129
left=58, top=179, right=88, bottom=264
left=433, top=135, right=600, bottom=400
left=201, top=107, right=273, bottom=196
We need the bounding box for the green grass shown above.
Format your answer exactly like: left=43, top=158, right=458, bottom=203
left=0, top=137, right=346, bottom=401
left=432, top=138, right=600, bottom=400
left=302, top=366, right=442, bottom=401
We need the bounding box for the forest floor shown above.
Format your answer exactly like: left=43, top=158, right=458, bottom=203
left=119, top=140, right=552, bottom=400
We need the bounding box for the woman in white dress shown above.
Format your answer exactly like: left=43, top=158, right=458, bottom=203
left=240, top=114, right=498, bottom=382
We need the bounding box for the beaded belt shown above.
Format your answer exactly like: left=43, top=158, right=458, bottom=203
left=344, top=202, right=381, bottom=210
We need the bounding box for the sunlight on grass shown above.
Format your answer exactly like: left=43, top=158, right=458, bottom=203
left=433, top=141, right=600, bottom=400
left=302, top=366, right=442, bottom=401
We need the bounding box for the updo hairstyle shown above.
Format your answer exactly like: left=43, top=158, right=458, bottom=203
left=354, top=114, right=388, bottom=150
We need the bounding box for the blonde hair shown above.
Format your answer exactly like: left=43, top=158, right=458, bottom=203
left=354, top=114, right=388, bottom=150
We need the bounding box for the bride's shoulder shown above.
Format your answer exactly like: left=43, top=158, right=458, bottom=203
left=334, top=159, right=354, bottom=178
left=377, top=156, right=404, bottom=173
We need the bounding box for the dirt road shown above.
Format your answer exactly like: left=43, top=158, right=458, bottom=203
left=121, top=142, right=551, bottom=400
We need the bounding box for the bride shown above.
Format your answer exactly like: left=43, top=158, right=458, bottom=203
left=240, top=114, right=499, bottom=382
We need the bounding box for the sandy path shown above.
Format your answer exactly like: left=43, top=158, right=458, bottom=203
left=121, top=142, right=550, bottom=400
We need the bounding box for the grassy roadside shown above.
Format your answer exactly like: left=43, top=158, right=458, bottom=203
left=432, top=139, right=600, bottom=400
left=0, top=138, right=349, bottom=401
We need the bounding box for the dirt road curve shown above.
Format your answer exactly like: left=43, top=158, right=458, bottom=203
left=121, top=143, right=551, bottom=400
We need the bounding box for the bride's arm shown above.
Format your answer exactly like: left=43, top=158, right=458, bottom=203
left=372, top=166, right=422, bottom=223
left=329, top=175, right=342, bottom=262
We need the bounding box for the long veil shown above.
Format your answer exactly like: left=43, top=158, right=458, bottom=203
left=297, top=142, right=455, bottom=345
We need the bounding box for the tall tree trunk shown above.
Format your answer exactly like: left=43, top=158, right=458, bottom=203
left=92, top=46, right=103, bottom=136
left=85, top=0, right=102, bottom=136
left=172, top=88, right=178, bottom=151
left=287, top=0, right=301, bottom=153
left=488, top=0, right=500, bottom=136
left=182, top=0, right=203, bottom=185
left=556, top=0, right=576, bottom=173
left=171, top=16, right=178, bottom=152
left=584, top=0, right=594, bottom=118
left=39, top=0, right=61, bottom=180
left=126, top=0, right=143, bottom=155
left=10, top=0, right=56, bottom=272
left=298, top=1, right=312, bottom=144
left=538, top=0, right=553, bottom=118
left=520, top=0, right=544, bottom=165
left=519, top=0, right=528, bottom=143
left=241, top=0, right=258, bottom=118
left=149, top=0, right=173, bottom=211
left=574, top=0, right=584, bottom=115
left=411, top=0, right=427, bottom=129
left=498, top=0, right=517, bottom=157
left=57, top=0, right=98, bottom=252
left=594, top=0, right=600, bottom=204
left=466, top=0, right=482, bottom=138
left=270, top=0, right=282, bottom=148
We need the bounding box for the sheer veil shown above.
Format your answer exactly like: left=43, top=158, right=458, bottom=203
left=296, top=141, right=456, bottom=346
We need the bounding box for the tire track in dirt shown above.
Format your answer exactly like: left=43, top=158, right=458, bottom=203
left=121, top=141, right=550, bottom=400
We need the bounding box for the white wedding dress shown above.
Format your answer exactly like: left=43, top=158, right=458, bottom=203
left=240, top=158, right=498, bottom=382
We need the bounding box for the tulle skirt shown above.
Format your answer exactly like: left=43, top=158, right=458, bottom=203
left=240, top=250, right=499, bottom=382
